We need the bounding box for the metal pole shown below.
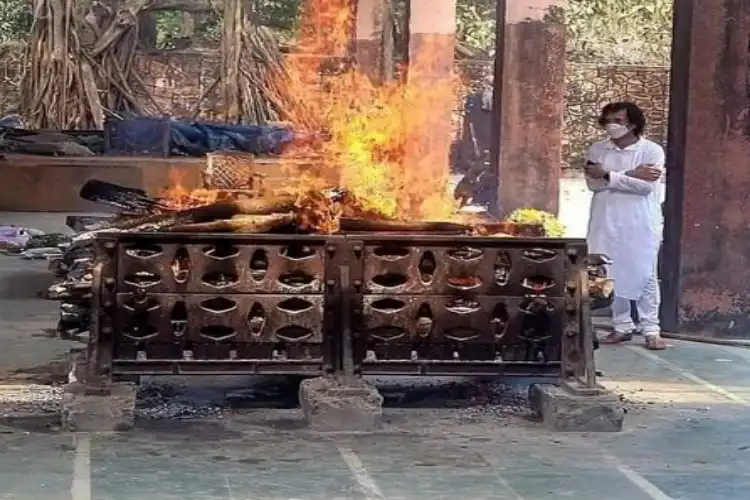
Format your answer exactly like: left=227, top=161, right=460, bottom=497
left=579, top=266, right=597, bottom=389
left=339, top=265, right=356, bottom=381
left=488, top=0, right=506, bottom=216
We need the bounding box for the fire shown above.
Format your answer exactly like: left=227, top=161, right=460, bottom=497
left=297, top=66, right=459, bottom=221
left=160, top=169, right=218, bottom=210
left=160, top=0, right=462, bottom=224
left=283, top=0, right=461, bottom=221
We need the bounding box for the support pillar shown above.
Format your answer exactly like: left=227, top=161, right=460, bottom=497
left=492, top=0, right=566, bottom=215
left=355, top=0, right=392, bottom=81
left=403, top=0, right=457, bottom=217
left=662, top=0, right=750, bottom=338
left=407, top=0, right=456, bottom=88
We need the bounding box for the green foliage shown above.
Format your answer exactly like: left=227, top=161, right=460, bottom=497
left=251, top=0, right=301, bottom=37
left=0, top=0, right=673, bottom=66
left=565, top=0, right=673, bottom=65
left=153, top=10, right=223, bottom=48
left=454, top=0, right=673, bottom=64
left=507, top=208, right=566, bottom=237
left=0, top=0, right=300, bottom=48
left=0, top=0, right=31, bottom=43
left=153, top=1, right=301, bottom=49
left=455, top=0, right=496, bottom=56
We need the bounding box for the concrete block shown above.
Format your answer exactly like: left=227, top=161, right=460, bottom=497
left=61, top=382, right=137, bottom=432
left=529, top=383, right=624, bottom=432
left=299, top=376, right=383, bottom=432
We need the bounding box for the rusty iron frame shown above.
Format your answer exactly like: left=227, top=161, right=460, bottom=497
left=343, top=234, right=587, bottom=379
left=486, top=0, right=506, bottom=217
left=85, top=231, right=597, bottom=393
left=90, top=232, right=342, bottom=386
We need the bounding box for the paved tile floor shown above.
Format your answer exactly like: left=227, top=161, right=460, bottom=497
left=1, top=211, right=749, bottom=500
left=3, top=338, right=750, bottom=500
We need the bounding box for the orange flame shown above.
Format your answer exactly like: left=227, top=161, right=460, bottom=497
left=161, top=0, right=462, bottom=223
left=282, top=0, right=461, bottom=221
left=160, top=168, right=219, bottom=210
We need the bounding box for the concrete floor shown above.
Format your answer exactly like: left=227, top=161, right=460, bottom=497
left=2, top=206, right=749, bottom=500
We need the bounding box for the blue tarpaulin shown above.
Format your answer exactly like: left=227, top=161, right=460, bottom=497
left=105, top=117, right=296, bottom=157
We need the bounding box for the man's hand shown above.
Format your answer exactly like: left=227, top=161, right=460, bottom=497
left=626, top=164, right=662, bottom=181
left=584, top=162, right=608, bottom=179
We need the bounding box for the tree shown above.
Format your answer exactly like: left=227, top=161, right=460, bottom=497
left=0, top=0, right=673, bottom=65
left=0, top=0, right=32, bottom=43
left=149, top=0, right=300, bottom=49
left=564, top=0, right=673, bottom=65
left=451, top=0, right=674, bottom=65
left=455, top=0, right=496, bottom=57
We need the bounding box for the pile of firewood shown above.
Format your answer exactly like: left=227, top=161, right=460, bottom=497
left=79, top=178, right=550, bottom=237
left=20, top=0, right=294, bottom=130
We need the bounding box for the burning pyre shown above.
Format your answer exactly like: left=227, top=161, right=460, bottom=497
left=39, top=0, right=593, bottom=340
left=146, top=0, right=473, bottom=232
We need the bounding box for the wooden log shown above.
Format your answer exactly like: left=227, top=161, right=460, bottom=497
left=339, top=218, right=470, bottom=233
left=168, top=213, right=294, bottom=233
left=112, top=195, right=299, bottom=229
left=233, top=196, right=298, bottom=215
left=178, top=196, right=298, bottom=220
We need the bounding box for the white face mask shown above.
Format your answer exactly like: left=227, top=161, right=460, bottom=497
left=605, top=123, right=630, bottom=140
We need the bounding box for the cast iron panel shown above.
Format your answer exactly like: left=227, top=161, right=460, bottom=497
left=349, top=236, right=578, bottom=297
left=356, top=360, right=561, bottom=377
left=87, top=232, right=591, bottom=383
left=113, top=233, right=332, bottom=294
left=354, top=295, right=565, bottom=364
left=113, top=293, right=326, bottom=362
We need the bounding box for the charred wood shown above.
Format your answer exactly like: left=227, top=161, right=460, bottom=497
left=339, top=218, right=470, bottom=233
left=167, top=213, right=295, bottom=233
left=79, top=179, right=170, bottom=213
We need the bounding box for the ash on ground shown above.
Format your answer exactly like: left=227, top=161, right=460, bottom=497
left=377, top=378, right=533, bottom=419
left=136, top=381, right=227, bottom=421
left=2, top=376, right=536, bottom=424
left=136, top=377, right=533, bottom=421
left=0, top=384, right=63, bottom=417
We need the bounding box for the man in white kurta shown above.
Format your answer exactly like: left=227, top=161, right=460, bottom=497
left=584, top=102, right=667, bottom=350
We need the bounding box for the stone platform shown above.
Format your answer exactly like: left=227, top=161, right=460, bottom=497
left=530, top=383, right=625, bottom=432
left=299, top=376, right=384, bottom=432
left=0, top=154, right=309, bottom=212
left=61, top=382, right=137, bottom=432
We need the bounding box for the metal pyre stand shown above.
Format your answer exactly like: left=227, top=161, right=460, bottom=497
left=83, top=232, right=598, bottom=393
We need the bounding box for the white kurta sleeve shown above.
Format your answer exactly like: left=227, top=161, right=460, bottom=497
left=607, top=171, right=655, bottom=195
left=586, top=177, right=608, bottom=192
left=584, top=144, right=608, bottom=192
left=607, top=142, right=665, bottom=195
